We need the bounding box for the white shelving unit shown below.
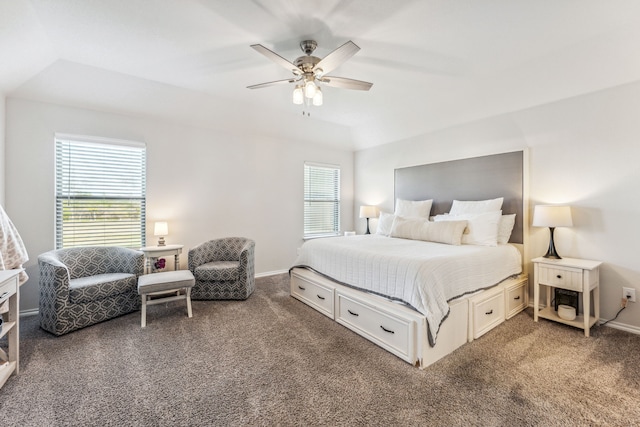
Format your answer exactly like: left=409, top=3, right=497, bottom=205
left=0, top=269, right=21, bottom=389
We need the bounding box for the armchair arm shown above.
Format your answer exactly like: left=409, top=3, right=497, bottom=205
left=188, top=240, right=219, bottom=271
left=237, top=239, right=255, bottom=279
left=38, top=253, right=71, bottom=300
left=107, top=247, right=144, bottom=276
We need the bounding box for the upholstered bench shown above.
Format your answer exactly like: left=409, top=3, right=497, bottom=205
left=137, top=270, right=195, bottom=327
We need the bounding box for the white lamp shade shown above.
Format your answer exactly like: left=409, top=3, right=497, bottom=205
left=304, top=80, right=317, bottom=98
left=359, top=205, right=379, bottom=219
left=292, top=86, right=303, bottom=104
left=154, top=221, right=169, bottom=236
left=532, top=205, right=573, bottom=228
left=312, top=88, right=323, bottom=106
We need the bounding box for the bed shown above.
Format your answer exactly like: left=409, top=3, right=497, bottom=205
left=290, top=151, right=530, bottom=368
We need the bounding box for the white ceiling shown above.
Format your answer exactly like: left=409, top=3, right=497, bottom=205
left=3, top=0, right=640, bottom=150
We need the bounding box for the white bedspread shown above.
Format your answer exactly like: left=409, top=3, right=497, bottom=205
left=292, top=235, right=522, bottom=345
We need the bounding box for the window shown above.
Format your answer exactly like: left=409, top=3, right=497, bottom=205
left=55, top=135, right=146, bottom=249
left=304, top=162, right=340, bottom=238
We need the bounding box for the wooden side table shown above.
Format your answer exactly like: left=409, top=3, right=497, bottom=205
left=533, top=257, right=602, bottom=337
left=139, top=244, right=184, bottom=274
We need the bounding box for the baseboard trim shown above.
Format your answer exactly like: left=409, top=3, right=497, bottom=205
left=601, top=320, right=640, bottom=335
left=19, top=308, right=39, bottom=317
left=256, top=270, right=289, bottom=278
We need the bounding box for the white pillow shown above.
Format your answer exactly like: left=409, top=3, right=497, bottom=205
left=497, top=214, right=516, bottom=244
left=434, top=210, right=502, bottom=246
left=390, top=216, right=467, bottom=245
left=375, top=212, right=395, bottom=236
left=449, top=197, right=504, bottom=215
left=394, top=199, right=433, bottom=219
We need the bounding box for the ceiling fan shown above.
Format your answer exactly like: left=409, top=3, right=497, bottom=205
left=247, top=40, right=373, bottom=107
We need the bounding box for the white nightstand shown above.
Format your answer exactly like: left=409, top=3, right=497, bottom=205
left=139, top=244, right=184, bottom=274
left=533, top=257, right=602, bottom=337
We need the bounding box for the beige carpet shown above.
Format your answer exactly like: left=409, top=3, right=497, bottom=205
left=1, top=273, right=639, bottom=426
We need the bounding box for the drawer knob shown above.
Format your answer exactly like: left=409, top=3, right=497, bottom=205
left=514, top=296, right=521, bottom=300
left=485, top=309, right=493, bottom=315
left=556, top=275, right=562, bottom=279
left=380, top=325, right=395, bottom=334
left=298, top=285, right=306, bottom=291
left=316, top=294, right=325, bottom=300
left=347, top=309, right=359, bottom=317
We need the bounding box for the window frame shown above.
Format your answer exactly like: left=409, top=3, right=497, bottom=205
left=55, top=134, right=147, bottom=249
left=303, top=161, right=341, bottom=239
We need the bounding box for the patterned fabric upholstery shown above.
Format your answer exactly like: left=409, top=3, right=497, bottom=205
left=188, top=237, right=255, bottom=300
left=38, top=246, right=144, bottom=336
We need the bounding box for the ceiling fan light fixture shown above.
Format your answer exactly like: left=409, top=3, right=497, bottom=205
left=304, top=79, right=317, bottom=98
left=292, top=85, right=304, bottom=104
left=312, top=87, right=323, bottom=106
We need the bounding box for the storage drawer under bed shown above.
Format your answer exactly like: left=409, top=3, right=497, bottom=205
left=335, top=291, right=417, bottom=363
left=290, top=270, right=335, bottom=318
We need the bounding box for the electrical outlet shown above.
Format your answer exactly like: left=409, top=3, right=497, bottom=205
left=623, top=287, right=636, bottom=303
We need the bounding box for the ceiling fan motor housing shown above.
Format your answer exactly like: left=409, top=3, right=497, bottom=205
left=300, top=40, right=317, bottom=55
left=294, top=55, right=321, bottom=74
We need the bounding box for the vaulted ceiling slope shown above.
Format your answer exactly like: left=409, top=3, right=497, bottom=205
left=2, top=0, right=640, bottom=150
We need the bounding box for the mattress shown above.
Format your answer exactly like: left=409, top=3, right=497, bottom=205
left=292, top=235, right=522, bottom=345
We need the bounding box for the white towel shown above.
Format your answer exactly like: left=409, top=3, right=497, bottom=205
left=0, top=204, right=29, bottom=285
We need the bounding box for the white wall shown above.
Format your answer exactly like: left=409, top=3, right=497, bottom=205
left=0, top=93, right=5, bottom=204
left=6, top=98, right=354, bottom=311
left=355, top=81, right=640, bottom=331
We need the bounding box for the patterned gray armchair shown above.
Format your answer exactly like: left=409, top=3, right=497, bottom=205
left=38, top=246, right=144, bottom=336
left=188, top=237, right=255, bottom=300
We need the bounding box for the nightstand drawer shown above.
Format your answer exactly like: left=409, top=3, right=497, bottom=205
left=537, top=265, right=583, bottom=292
left=0, top=274, right=17, bottom=304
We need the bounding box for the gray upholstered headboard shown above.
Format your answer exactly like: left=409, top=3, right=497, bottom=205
left=394, top=151, right=524, bottom=244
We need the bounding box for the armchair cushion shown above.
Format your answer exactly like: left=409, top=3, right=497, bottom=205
left=193, top=261, right=240, bottom=282
left=69, top=273, right=138, bottom=304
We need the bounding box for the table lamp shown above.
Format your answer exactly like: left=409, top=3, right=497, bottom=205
left=359, top=206, right=379, bottom=235
left=154, top=221, right=168, bottom=246
left=532, top=205, right=572, bottom=259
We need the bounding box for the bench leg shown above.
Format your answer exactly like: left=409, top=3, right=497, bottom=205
left=186, top=287, right=193, bottom=318
left=141, top=294, right=147, bottom=327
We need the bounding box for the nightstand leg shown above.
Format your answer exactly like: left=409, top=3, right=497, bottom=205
left=534, top=281, right=540, bottom=322
left=583, top=288, right=590, bottom=337
left=594, top=285, right=600, bottom=324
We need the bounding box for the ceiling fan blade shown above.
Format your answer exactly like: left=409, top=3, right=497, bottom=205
left=312, top=40, right=360, bottom=76
left=319, top=76, right=373, bottom=91
left=247, top=78, right=299, bottom=89
left=250, top=44, right=301, bottom=75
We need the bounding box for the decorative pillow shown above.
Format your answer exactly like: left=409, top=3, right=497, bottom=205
left=497, top=214, right=516, bottom=244
left=375, top=212, right=395, bottom=236
left=390, top=216, right=467, bottom=245
left=449, top=197, right=504, bottom=215
left=434, top=210, right=502, bottom=246
left=394, top=199, right=433, bottom=219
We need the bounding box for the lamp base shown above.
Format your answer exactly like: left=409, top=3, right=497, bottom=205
left=365, top=218, right=371, bottom=235
left=157, top=237, right=166, bottom=247
left=543, top=227, right=562, bottom=259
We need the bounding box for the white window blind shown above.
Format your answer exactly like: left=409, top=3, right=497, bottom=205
left=55, top=135, right=146, bottom=249
left=304, top=162, right=340, bottom=238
